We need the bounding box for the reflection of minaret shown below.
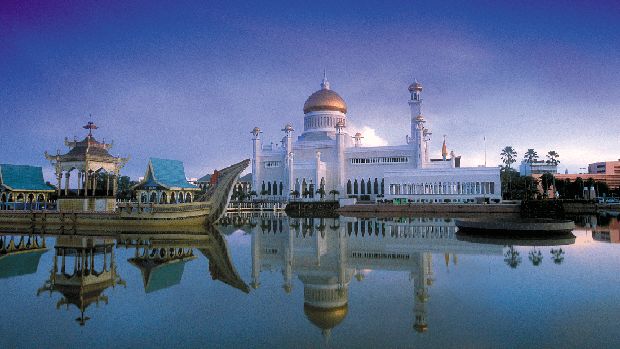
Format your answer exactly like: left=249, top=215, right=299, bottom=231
left=413, top=252, right=433, bottom=333
left=37, top=237, right=124, bottom=326
left=251, top=228, right=261, bottom=289
left=283, top=225, right=294, bottom=293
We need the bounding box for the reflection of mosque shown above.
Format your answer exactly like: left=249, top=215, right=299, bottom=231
left=0, top=225, right=249, bottom=326
left=234, top=213, right=504, bottom=338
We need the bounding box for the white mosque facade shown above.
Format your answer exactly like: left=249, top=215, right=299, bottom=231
left=251, top=77, right=501, bottom=203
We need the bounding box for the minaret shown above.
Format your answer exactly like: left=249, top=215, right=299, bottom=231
left=353, top=132, right=363, bottom=147
left=251, top=127, right=262, bottom=194
left=282, top=124, right=295, bottom=198
left=408, top=80, right=425, bottom=169
left=335, top=120, right=347, bottom=197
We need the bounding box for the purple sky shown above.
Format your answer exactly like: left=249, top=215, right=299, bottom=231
left=1, top=0, right=619, bottom=180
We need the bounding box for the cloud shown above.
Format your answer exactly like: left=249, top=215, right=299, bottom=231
left=348, top=124, right=389, bottom=147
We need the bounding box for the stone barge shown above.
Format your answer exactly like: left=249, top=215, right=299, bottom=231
left=0, top=159, right=249, bottom=229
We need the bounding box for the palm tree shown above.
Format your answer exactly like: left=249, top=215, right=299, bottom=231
left=329, top=189, right=339, bottom=201
left=500, top=146, right=518, bottom=170
left=504, top=246, right=522, bottom=269
left=500, top=146, right=517, bottom=199
left=524, top=149, right=539, bottom=163
left=550, top=248, right=565, bottom=264
left=546, top=151, right=560, bottom=165
left=528, top=249, right=543, bottom=266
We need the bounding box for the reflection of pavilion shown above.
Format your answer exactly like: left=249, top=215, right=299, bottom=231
left=117, top=229, right=250, bottom=294
left=37, top=236, right=125, bottom=326
left=239, top=214, right=503, bottom=338
left=0, top=235, right=47, bottom=279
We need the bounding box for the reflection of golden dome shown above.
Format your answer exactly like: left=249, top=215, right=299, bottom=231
left=303, top=88, right=347, bottom=114
left=304, top=304, right=348, bottom=330
left=414, top=323, right=428, bottom=333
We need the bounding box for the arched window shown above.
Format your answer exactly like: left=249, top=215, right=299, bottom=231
left=367, top=179, right=372, bottom=194
left=170, top=192, right=176, bottom=203
left=360, top=179, right=365, bottom=195
left=141, top=193, right=148, bottom=203
left=185, top=192, right=192, bottom=203
left=161, top=192, right=168, bottom=204
left=273, top=181, right=278, bottom=195
left=178, top=192, right=184, bottom=203
left=374, top=178, right=379, bottom=194
left=279, top=182, right=283, bottom=195
left=347, top=180, right=352, bottom=195
left=150, top=192, right=157, bottom=203
left=267, top=181, right=272, bottom=195
left=381, top=178, right=385, bottom=195
left=354, top=179, right=358, bottom=194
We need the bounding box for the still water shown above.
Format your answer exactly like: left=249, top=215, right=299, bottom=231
left=1, top=214, right=619, bottom=348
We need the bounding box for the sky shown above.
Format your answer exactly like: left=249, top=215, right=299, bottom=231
left=1, top=0, right=619, bottom=181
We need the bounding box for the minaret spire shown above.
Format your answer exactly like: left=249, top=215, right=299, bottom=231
left=321, top=69, right=330, bottom=90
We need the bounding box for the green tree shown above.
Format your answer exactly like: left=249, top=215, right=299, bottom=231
left=524, top=148, right=539, bottom=163
left=541, top=173, right=554, bottom=198
left=329, top=189, right=339, bottom=200
left=316, top=188, right=326, bottom=200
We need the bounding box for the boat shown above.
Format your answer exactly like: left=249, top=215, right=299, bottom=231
left=0, top=159, right=249, bottom=229
left=455, top=217, right=575, bottom=235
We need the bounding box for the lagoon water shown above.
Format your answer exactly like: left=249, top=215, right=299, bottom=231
left=1, top=214, right=620, bottom=348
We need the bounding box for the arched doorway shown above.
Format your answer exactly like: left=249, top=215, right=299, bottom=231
left=150, top=192, right=157, bottom=203
left=170, top=192, right=176, bottom=203
left=160, top=192, right=168, bottom=204
left=185, top=192, right=192, bottom=203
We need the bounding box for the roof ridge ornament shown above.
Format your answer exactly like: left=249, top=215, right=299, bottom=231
left=83, top=121, right=98, bottom=136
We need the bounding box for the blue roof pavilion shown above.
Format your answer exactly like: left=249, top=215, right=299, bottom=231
left=0, top=164, right=55, bottom=192
left=134, top=158, right=199, bottom=204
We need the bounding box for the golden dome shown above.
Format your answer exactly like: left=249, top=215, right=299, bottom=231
left=304, top=304, right=348, bottom=330
left=303, top=86, right=347, bottom=114
left=409, top=80, right=423, bottom=92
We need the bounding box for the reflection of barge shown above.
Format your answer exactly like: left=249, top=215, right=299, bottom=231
left=0, top=159, right=249, bottom=228
left=455, top=218, right=575, bottom=235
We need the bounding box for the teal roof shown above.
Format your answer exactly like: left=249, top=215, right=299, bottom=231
left=196, top=174, right=211, bottom=183
left=144, top=158, right=198, bottom=190
left=239, top=173, right=252, bottom=182
left=0, top=164, right=55, bottom=191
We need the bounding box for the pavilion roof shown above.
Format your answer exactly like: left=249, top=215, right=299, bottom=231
left=129, top=258, right=194, bottom=293
left=0, top=249, right=47, bottom=279
left=55, top=135, right=119, bottom=162
left=0, top=164, right=55, bottom=191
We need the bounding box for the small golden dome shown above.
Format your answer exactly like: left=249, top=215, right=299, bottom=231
left=409, top=80, right=423, bottom=92
left=304, top=304, right=348, bottom=330
left=303, top=86, right=347, bottom=114
left=414, top=323, right=428, bottom=333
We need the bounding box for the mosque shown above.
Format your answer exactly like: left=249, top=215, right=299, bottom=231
left=251, top=76, right=501, bottom=203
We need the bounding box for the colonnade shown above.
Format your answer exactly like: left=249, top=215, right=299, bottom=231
left=55, top=169, right=119, bottom=197
left=0, top=192, right=49, bottom=210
